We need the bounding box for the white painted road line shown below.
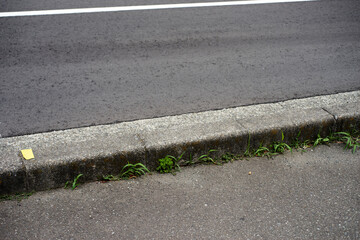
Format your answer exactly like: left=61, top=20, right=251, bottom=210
left=0, top=0, right=317, bottom=17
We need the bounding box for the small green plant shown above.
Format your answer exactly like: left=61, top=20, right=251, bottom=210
left=300, top=139, right=311, bottom=149
left=0, top=191, right=34, bottom=202
left=221, top=152, right=233, bottom=162
left=102, top=163, right=149, bottom=181
left=157, top=153, right=183, bottom=174
left=334, top=132, right=360, bottom=153
left=198, top=149, right=218, bottom=164
left=313, top=133, right=330, bottom=147
left=221, top=152, right=242, bottom=162
left=244, top=134, right=252, bottom=157
left=184, top=153, right=194, bottom=166
left=291, top=131, right=302, bottom=149
left=102, top=174, right=121, bottom=181
left=120, top=163, right=150, bottom=179
left=290, top=131, right=310, bottom=152
left=65, top=173, right=83, bottom=190
left=270, top=131, right=292, bottom=154
left=254, top=144, right=273, bottom=157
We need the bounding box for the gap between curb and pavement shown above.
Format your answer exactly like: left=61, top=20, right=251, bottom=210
left=1, top=91, right=359, bottom=194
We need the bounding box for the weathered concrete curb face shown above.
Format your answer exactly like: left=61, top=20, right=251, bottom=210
left=1, top=91, right=359, bottom=194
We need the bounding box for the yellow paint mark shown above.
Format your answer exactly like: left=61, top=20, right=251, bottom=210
left=21, top=149, right=34, bottom=160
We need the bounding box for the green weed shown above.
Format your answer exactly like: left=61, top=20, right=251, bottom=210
left=120, top=163, right=150, bottom=179
left=156, top=153, right=183, bottom=174
left=334, top=132, right=360, bottom=153
left=254, top=144, right=273, bottom=157
left=270, top=131, right=292, bottom=154
left=0, top=191, right=34, bottom=202
left=290, top=131, right=311, bottom=152
left=102, top=174, right=121, bottom=181
left=313, top=133, right=330, bottom=147
left=198, top=150, right=218, bottom=164
left=244, top=134, right=252, bottom=157
left=300, top=140, right=311, bottom=149
left=65, top=173, right=83, bottom=190
left=184, top=153, right=194, bottom=166
left=291, top=131, right=302, bottom=148
left=102, top=162, right=149, bottom=181
left=221, top=152, right=242, bottom=162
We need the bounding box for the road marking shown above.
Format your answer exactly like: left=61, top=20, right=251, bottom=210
left=0, top=0, right=317, bottom=17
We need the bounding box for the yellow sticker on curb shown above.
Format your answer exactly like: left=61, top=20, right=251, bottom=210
left=21, top=149, right=34, bottom=160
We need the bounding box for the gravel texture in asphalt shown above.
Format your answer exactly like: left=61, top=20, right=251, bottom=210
left=1, top=0, right=359, bottom=137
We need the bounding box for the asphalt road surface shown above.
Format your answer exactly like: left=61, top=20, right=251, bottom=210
left=1, top=0, right=360, bottom=137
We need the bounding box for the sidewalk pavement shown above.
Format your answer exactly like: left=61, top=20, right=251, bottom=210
left=0, top=144, right=359, bottom=239
left=1, top=91, right=359, bottom=194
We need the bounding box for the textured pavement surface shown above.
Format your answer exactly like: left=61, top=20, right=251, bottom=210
left=0, top=144, right=359, bottom=239
left=1, top=1, right=359, bottom=237
left=1, top=0, right=360, bottom=137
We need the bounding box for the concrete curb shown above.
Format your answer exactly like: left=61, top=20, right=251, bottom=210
left=1, top=91, right=359, bottom=194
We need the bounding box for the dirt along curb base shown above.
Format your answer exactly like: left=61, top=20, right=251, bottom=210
left=1, top=91, right=359, bottom=194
